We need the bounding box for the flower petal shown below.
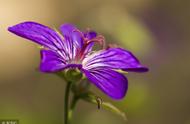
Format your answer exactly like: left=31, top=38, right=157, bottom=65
left=60, top=23, right=77, bottom=38
left=82, top=48, right=148, bottom=72
left=84, top=31, right=97, bottom=39
left=83, top=31, right=97, bottom=55
left=60, top=23, right=84, bottom=59
left=8, top=21, right=64, bottom=50
left=40, top=50, right=83, bottom=72
left=81, top=67, right=128, bottom=99
left=122, top=66, right=149, bottom=72
left=40, top=50, right=67, bottom=72
left=60, top=24, right=83, bottom=48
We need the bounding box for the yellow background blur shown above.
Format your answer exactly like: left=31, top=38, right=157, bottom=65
left=0, top=0, right=190, bottom=124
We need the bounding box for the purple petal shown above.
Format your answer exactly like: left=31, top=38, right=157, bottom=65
left=123, top=66, right=149, bottom=72
left=60, top=24, right=84, bottom=60
left=84, top=31, right=97, bottom=39
left=82, top=48, right=148, bottom=72
left=83, top=42, right=94, bottom=56
left=60, top=23, right=83, bottom=48
left=8, top=21, right=64, bottom=50
left=40, top=50, right=82, bottom=72
left=82, top=31, right=97, bottom=55
left=40, top=50, right=67, bottom=72
left=60, top=23, right=77, bottom=38
left=81, top=67, right=128, bottom=99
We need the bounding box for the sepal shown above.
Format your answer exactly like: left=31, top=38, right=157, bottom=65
left=71, top=79, right=91, bottom=95
left=56, top=69, right=83, bottom=82
left=65, top=69, right=83, bottom=82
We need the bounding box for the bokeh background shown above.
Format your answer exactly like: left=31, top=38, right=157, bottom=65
left=0, top=0, right=190, bottom=124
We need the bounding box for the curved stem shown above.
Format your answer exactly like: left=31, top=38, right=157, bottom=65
left=64, top=81, right=72, bottom=124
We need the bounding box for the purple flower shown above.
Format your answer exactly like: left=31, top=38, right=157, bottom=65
left=8, top=22, right=148, bottom=100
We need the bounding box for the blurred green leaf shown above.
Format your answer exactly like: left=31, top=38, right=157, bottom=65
left=115, top=16, right=154, bottom=57
left=81, top=93, right=127, bottom=121
left=82, top=4, right=154, bottom=56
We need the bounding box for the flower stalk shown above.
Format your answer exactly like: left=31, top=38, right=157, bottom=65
left=68, top=95, right=79, bottom=124
left=64, top=81, right=72, bottom=124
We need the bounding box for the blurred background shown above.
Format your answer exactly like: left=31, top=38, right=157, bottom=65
left=0, top=0, right=190, bottom=124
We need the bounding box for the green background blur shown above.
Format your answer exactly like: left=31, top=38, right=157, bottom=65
left=0, top=0, right=190, bottom=124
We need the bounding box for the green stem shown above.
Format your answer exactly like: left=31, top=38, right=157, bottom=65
left=64, top=81, right=72, bottom=124
left=68, top=96, right=79, bottom=124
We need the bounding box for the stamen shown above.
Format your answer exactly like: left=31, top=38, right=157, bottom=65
left=86, top=35, right=106, bottom=49
left=106, top=43, right=119, bottom=50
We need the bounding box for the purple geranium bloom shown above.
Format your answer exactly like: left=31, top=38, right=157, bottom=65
left=8, top=22, right=148, bottom=100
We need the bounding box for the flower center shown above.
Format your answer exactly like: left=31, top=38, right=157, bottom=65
left=73, top=29, right=105, bottom=62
